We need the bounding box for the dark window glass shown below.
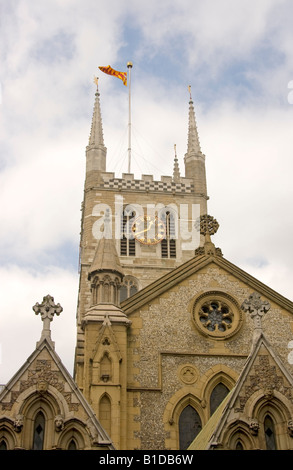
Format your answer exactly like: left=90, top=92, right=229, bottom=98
left=210, top=383, right=229, bottom=416
left=179, top=405, right=202, bottom=449
left=33, top=411, right=45, bottom=450
left=264, top=415, right=277, bottom=450
left=0, top=440, right=7, bottom=450
left=68, top=439, right=77, bottom=450
left=120, top=211, right=135, bottom=256
left=236, top=441, right=244, bottom=450
left=161, top=212, right=176, bottom=259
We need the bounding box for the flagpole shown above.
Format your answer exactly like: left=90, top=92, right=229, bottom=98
left=127, top=62, right=133, bottom=173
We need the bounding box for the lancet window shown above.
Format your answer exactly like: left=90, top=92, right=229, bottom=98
left=161, top=211, right=176, bottom=258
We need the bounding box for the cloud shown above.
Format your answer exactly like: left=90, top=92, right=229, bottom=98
left=1, top=0, right=293, bottom=387
left=0, top=264, right=78, bottom=384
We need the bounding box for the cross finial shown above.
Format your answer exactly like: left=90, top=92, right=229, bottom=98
left=33, top=295, right=63, bottom=347
left=241, top=292, right=270, bottom=342
left=198, top=214, right=219, bottom=238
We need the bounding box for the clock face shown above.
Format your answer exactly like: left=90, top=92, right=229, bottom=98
left=132, top=215, right=166, bottom=245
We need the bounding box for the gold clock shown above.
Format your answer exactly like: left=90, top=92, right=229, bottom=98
left=132, top=215, right=166, bottom=245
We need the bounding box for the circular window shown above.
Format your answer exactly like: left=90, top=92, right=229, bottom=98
left=192, top=292, right=243, bottom=340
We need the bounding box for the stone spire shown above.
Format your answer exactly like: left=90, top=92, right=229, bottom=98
left=173, top=144, right=181, bottom=182
left=89, top=210, right=123, bottom=277
left=186, top=87, right=202, bottom=156
left=33, top=294, right=63, bottom=348
left=184, top=86, right=208, bottom=207
left=86, top=77, right=107, bottom=173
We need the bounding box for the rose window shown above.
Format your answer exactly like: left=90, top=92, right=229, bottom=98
left=199, top=300, right=233, bottom=332
left=193, top=292, right=243, bottom=339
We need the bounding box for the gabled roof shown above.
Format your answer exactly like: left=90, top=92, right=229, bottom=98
left=188, top=332, right=293, bottom=450
left=0, top=335, right=114, bottom=449
left=121, top=253, right=293, bottom=314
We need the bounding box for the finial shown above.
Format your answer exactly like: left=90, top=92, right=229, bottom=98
left=198, top=214, right=219, bottom=240
left=33, top=295, right=63, bottom=347
left=188, top=85, right=192, bottom=101
left=241, top=292, right=270, bottom=331
left=94, top=76, right=99, bottom=96
left=173, top=144, right=181, bottom=182
left=194, top=215, right=220, bottom=256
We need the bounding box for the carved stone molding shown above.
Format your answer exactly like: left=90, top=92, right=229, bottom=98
left=249, top=419, right=259, bottom=436
left=178, top=364, right=199, bottom=385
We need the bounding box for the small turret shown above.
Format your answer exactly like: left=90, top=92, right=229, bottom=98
left=88, top=210, right=124, bottom=306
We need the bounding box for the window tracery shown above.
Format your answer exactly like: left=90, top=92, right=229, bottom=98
left=192, top=292, right=243, bottom=339
left=119, top=276, right=139, bottom=302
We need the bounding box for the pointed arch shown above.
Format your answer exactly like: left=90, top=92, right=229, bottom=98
left=200, top=365, right=236, bottom=418
left=57, top=420, right=89, bottom=450
left=0, top=439, right=7, bottom=450
left=0, top=422, right=16, bottom=450
left=120, top=275, right=139, bottom=302
left=160, top=209, right=177, bottom=259
left=32, top=411, right=46, bottom=450
left=223, top=421, right=255, bottom=450
left=210, top=382, right=230, bottom=416
left=99, top=393, right=111, bottom=437
left=164, top=390, right=204, bottom=450
left=179, top=404, right=202, bottom=449
left=264, top=414, right=277, bottom=450
left=120, top=205, right=137, bottom=257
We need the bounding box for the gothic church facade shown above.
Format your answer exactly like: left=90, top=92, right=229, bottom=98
left=74, top=83, right=293, bottom=450
left=1, top=82, right=293, bottom=450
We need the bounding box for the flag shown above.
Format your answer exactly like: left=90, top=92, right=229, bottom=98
left=98, top=65, right=127, bottom=86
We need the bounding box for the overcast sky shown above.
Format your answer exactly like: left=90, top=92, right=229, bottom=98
left=1, top=0, right=293, bottom=384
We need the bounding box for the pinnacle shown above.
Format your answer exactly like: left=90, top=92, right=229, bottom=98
left=173, top=144, right=181, bottom=182
left=88, top=77, right=105, bottom=147
left=187, top=98, right=202, bottom=156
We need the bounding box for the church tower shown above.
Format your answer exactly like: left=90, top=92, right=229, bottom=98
left=75, top=80, right=208, bottom=370
left=74, top=80, right=210, bottom=448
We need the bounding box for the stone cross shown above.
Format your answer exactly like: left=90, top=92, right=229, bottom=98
left=198, top=214, right=219, bottom=239
left=195, top=214, right=219, bottom=255
left=33, top=295, right=63, bottom=346
left=241, top=292, right=270, bottom=337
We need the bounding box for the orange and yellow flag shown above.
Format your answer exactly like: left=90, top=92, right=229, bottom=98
left=98, top=65, right=127, bottom=86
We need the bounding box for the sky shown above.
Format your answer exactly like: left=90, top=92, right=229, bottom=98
left=1, top=0, right=293, bottom=384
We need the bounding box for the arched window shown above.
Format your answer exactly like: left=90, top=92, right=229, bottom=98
left=120, top=208, right=135, bottom=256
left=33, top=411, right=45, bottom=450
left=264, top=415, right=277, bottom=450
left=235, top=440, right=244, bottom=450
left=68, top=439, right=77, bottom=450
left=99, top=395, right=111, bottom=437
left=0, top=440, right=7, bottom=450
left=210, top=382, right=229, bottom=416
left=161, top=211, right=176, bottom=259
left=120, top=276, right=138, bottom=302
left=179, top=405, right=202, bottom=449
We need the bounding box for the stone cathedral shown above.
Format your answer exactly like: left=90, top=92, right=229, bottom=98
left=1, top=81, right=293, bottom=451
